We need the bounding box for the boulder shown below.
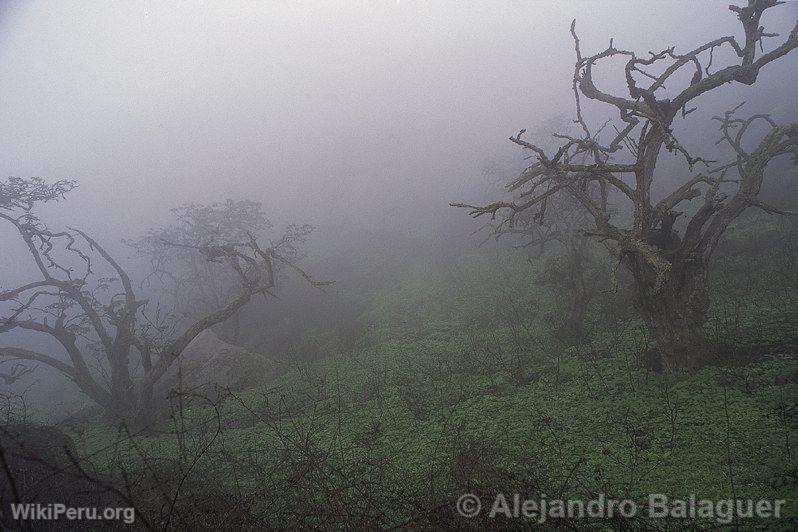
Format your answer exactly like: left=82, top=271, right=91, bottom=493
left=156, top=330, right=275, bottom=401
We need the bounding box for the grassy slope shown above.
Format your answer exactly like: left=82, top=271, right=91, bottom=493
left=72, top=224, right=798, bottom=528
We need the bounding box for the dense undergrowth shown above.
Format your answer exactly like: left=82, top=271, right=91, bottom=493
left=63, top=217, right=798, bottom=529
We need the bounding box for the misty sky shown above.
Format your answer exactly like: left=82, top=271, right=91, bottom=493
left=1, top=0, right=797, bottom=263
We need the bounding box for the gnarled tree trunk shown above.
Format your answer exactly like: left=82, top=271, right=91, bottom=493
left=628, top=253, right=710, bottom=371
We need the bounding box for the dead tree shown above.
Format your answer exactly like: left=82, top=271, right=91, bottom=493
left=126, top=200, right=314, bottom=343
left=478, top=122, right=610, bottom=345
left=0, top=177, right=329, bottom=426
left=526, top=198, right=598, bottom=345
left=480, top=191, right=601, bottom=344
left=454, top=0, right=798, bottom=370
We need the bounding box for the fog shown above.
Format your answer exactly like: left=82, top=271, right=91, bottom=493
left=3, top=1, right=794, bottom=248
left=2, top=2, right=798, bottom=527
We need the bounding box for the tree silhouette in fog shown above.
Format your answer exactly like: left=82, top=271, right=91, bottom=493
left=0, top=178, right=329, bottom=427
left=455, top=0, right=798, bottom=370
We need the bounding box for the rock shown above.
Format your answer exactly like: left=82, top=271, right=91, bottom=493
left=0, top=422, right=77, bottom=467
left=156, top=330, right=275, bottom=401
left=0, top=423, right=124, bottom=530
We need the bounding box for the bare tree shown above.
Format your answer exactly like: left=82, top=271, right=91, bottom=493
left=479, top=191, right=601, bottom=344
left=454, top=0, right=798, bottom=370
left=478, top=122, right=609, bottom=345
left=527, top=198, right=602, bottom=345
left=0, top=177, right=329, bottom=427
left=126, top=200, right=314, bottom=342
